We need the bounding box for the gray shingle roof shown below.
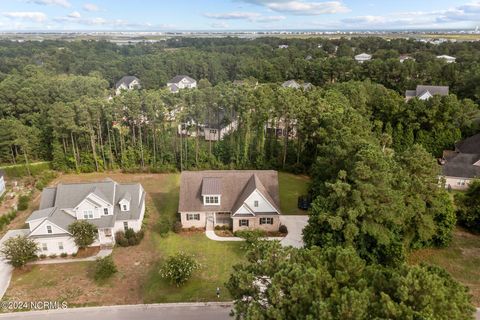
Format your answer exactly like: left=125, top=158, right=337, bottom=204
left=168, top=75, right=196, bottom=84
left=415, top=85, right=449, bottom=97
left=179, top=170, right=280, bottom=214
left=442, top=153, right=480, bottom=178
left=455, top=133, right=480, bottom=154
left=26, top=207, right=56, bottom=222
left=54, top=180, right=116, bottom=209
left=201, top=177, right=222, bottom=195
left=39, top=188, right=56, bottom=209
left=115, top=76, right=140, bottom=89
left=114, top=184, right=145, bottom=220
left=282, top=80, right=300, bottom=89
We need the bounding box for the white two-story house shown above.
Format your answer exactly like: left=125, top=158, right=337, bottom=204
left=25, top=178, right=145, bottom=255
left=115, top=76, right=141, bottom=95
left=167, top=75, right=197, bottom=93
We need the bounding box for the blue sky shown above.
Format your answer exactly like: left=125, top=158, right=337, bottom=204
left=0, top=0, right=479, bottom=31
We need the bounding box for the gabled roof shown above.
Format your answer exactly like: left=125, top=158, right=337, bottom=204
left=231, top=174, right=280, bottom=214
left=53, top=180, right=116, bottom=209
left=115, top=76, right=139, bottom=89
left=442, top=153, right=480, bottom=178
left=201, top=177, right=222, bottom=195
left=28, top=207, right=75, bottom=234
left=355, top=53, right=372, bottom=59
left=455, top=133, right=480, bottom=154
left=179, top=170, right=281, bottom=214
left=437, top=55, right=456, bottom=60
left=282, top=80, right=300, bottom=89
left=168, top=75, right=196, bottom=84
left=416, top=85, right=449, bottom=97
left=39, top=187, right=56, bottom=209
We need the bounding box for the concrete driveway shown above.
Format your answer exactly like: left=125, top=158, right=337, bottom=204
left=279, top=215, right=309, bottom=248
left=0, top=229, right=30, bottom=299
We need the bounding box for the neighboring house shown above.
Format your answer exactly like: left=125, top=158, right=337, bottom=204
left=354, top=53, right=372, bottom=63
left=167, top=75, right=197, bottom=93
left=204, top=112, right=238, bottom=141
left=278, top=44, right=289, bottom=49
left=399, top=55, right=415, bottom=63
left=282, top=80, right=312, bottom=90
left=441, top=134, right=480, bottom=190
left=437, top=55, right=456, bottom=63
left=265, top=117, right=298, bottom=139
left=25, top=179, right=145, bottom=255
left=179, top=170, right=282, bottom=232
left=405, top=85, right=449, bottom=101
left=115, top=76, right=141, bottom=95
left=0, top=170, right=5, bottom=197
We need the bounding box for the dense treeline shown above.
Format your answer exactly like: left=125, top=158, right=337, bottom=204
left=0, top=37, right=479, bottom=102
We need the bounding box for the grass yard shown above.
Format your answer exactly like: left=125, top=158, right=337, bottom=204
left=2, top=171, right=246, bottom=306
left=408, top=228, right=480, bottom=306
left=278, top=172, right=310, bottom=215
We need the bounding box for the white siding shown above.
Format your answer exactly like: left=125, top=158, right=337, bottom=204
left=28, top=219, right=45, bottom=232
left=180, top=212, right=206, bottom=228
left=29, top=220, right=68, bottom=236
left=0, top=176, right=5, bottom=196
left=243, top=190, right=276, bottom=213
left=34, top=236, right=77, bottom=255
left=444, top=176, right=472, bottom=190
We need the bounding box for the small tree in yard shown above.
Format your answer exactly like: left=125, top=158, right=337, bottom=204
left=455, top=180, right=480, bottom=233
left=159, top=252, right=200, bottom=286
left=0, top=236, right=38, bottom=268
left=68, top=220, right=97, bottom=249
left=94, top=256, right=117, bottom=281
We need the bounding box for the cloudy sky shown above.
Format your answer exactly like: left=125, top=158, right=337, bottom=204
left=0, top=0, right=479, bottom=31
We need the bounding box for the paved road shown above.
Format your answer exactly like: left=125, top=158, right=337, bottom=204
left=0, top=302, right=233, bottom=320
left=279, top=215, right=309, bottom=248
left=0, top=229, right=30, bottom=299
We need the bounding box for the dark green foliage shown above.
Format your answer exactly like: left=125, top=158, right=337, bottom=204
left=279, top=224, right=288, bottom=234
left=455, top=180, right=480, bottom=233
left=94, top=256, right=117, bottom=281
left=115, top=228, right=144, bottom=247
left=1, top=163, right=51, bottom=178
left=158, top=216, right=172, bottom=237
left=68, top=220, right=97, bottom=248
left=35, top=170, right=58, bottom=191
left=17, top=195, right=30, bottom=211
left=0, top=236, right=38, bottom=268
left=173, top=221, right=183, bottom=233
left=60, top=252, right=68, bottom=258
left=0, top=210, right=17, bottom=231
left=227, top=242, right=475, bottom=320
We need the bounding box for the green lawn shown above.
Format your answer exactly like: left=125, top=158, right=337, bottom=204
left=278, top=172, right=310, bottom=215
left=142, top=172, right=246, bottom=302
left=408, top=228, right=480, bottom=306
left=143, top=233, right=245, bottom=302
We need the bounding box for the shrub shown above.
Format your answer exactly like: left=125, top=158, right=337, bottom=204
left=173, top=221, right=183, bottom=233
left=72, top=252, right=77, bottom=257
left=39, top=254, right=47, bottom=259
left=279, top=224, right=288, bottom=234
left=35, top=170, right=58, bottom=191
left=159, top=252, right=200, bottom=286
left=158, top=217, right=172, bottom=237
left=49, top=254, right=57, bottom=259
left=68, top=220, right=97, bottom=248
left=0, top=236, right=38, bottom=268
left=17, top=195, right=30, bottom=211
left=115, top=231, right=128, bottom=247
left=60, top=252, right=68, bottom=258
left=115, top=228, right=143, bottom=247
left=94, top=256, right=117, bottom=281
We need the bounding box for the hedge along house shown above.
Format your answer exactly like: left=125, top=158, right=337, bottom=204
left=25, top=178, right=145, bottom=255
left=178, top=171, right=281, bottom=232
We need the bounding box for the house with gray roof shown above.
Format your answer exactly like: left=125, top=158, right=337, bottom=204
left=354, top=53, right=372, bottom=63
left=441, top=133, right=480, bottom=190
left=115, top=76, right=141, bottom=95
left=167, top=75, right=197, bottom=93
left=179, top=171, right=281, bottom=232
left=282, top=80, right=312, bottom=90
left=436, top=55, right=456, bottom=63
left=405, top=85, right=449, bottom=101
left=25, top=178, right=145, bottom=255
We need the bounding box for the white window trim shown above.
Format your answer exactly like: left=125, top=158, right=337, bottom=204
left=46, top=225, right=52, bottom=234
left=239, top=219, right=249, bottom=227
left=260, top=217, right=274, bottom=225
left=186, top=213, right=200, bottom=221
left=203, top=195, right=221, bottom=206
left=41, top=243, right=48, bottom=251
left=58, top=242, right=64, bottom=250
left=83, top=210, right=94, bottom=219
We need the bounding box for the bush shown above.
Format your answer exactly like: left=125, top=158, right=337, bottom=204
left=159, top=252, right=200, bottom=286
left=49, top=254, right=57, bottom=259
left=158, top=216, right=172, bottom=237
left=60, top=252, right=68, bottom=258
left=68, top=220, right=97, bottom=248
left=115, top=228, right=143, bottom=247
left=39, top=254, right=47, bottom=259
left=17, top=195, right=30, bottom=211
left=3, top=162, right=51, bottom=178
left=0, top=210, right=17, bottom=231
left=94, top=256, right=117, bottom=281
left=35, top=170, right=58, bottom=191
left=279, top=224, right=288, bottom=234
left=455, top=181, right=480, bottom=233
left=173, top=221, right=183, bottom=233
left=72, top=252, right=77, bottom=257
left=0, top=236, right=38, bottom=267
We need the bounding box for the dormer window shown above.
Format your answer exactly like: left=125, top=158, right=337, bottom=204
left=204, top=196, right=220, bottom=205
left=119, top=193, right=131, bottom=211
left=123, top=204, right=127, bottom=211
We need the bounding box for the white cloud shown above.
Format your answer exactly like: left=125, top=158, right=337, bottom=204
left=83, top=3, right=100, bottom=12
left=27, top=0, right=71, bottom=8
left=68, top=11, right=81, bottom=19
left=241, top=0, right=350, bottom=15
left=210, top=22, right=230, bottom=28
left=204, top=11, right=286, bottom=23
left=3, top=11, right=47, bottom=22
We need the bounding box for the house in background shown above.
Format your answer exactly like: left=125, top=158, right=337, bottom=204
left=441, top=133, right=480, bottom=190
left=167, top=75, right=197, bottom=93
left=115, top=76, right=141, bottom=95
left=203, top=112, right=238, bottom=141
left=179, top=170, right=282, bottom=232
left=354, top=53, right=372, bottom=63
left=282, top=80, right=312, bottom=90
left=25, top=178, right=145, bottom=255
left=0, top=170, right=5, bottom=197
left=437, top=55, right=456, bottom=63
left=405, top=85, right=449, bottom=101
left=399, top=55, right=415, bottom=63
left=265, top=117, right=297, bottom=139
left=278, top=44, right=289, bottom=49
